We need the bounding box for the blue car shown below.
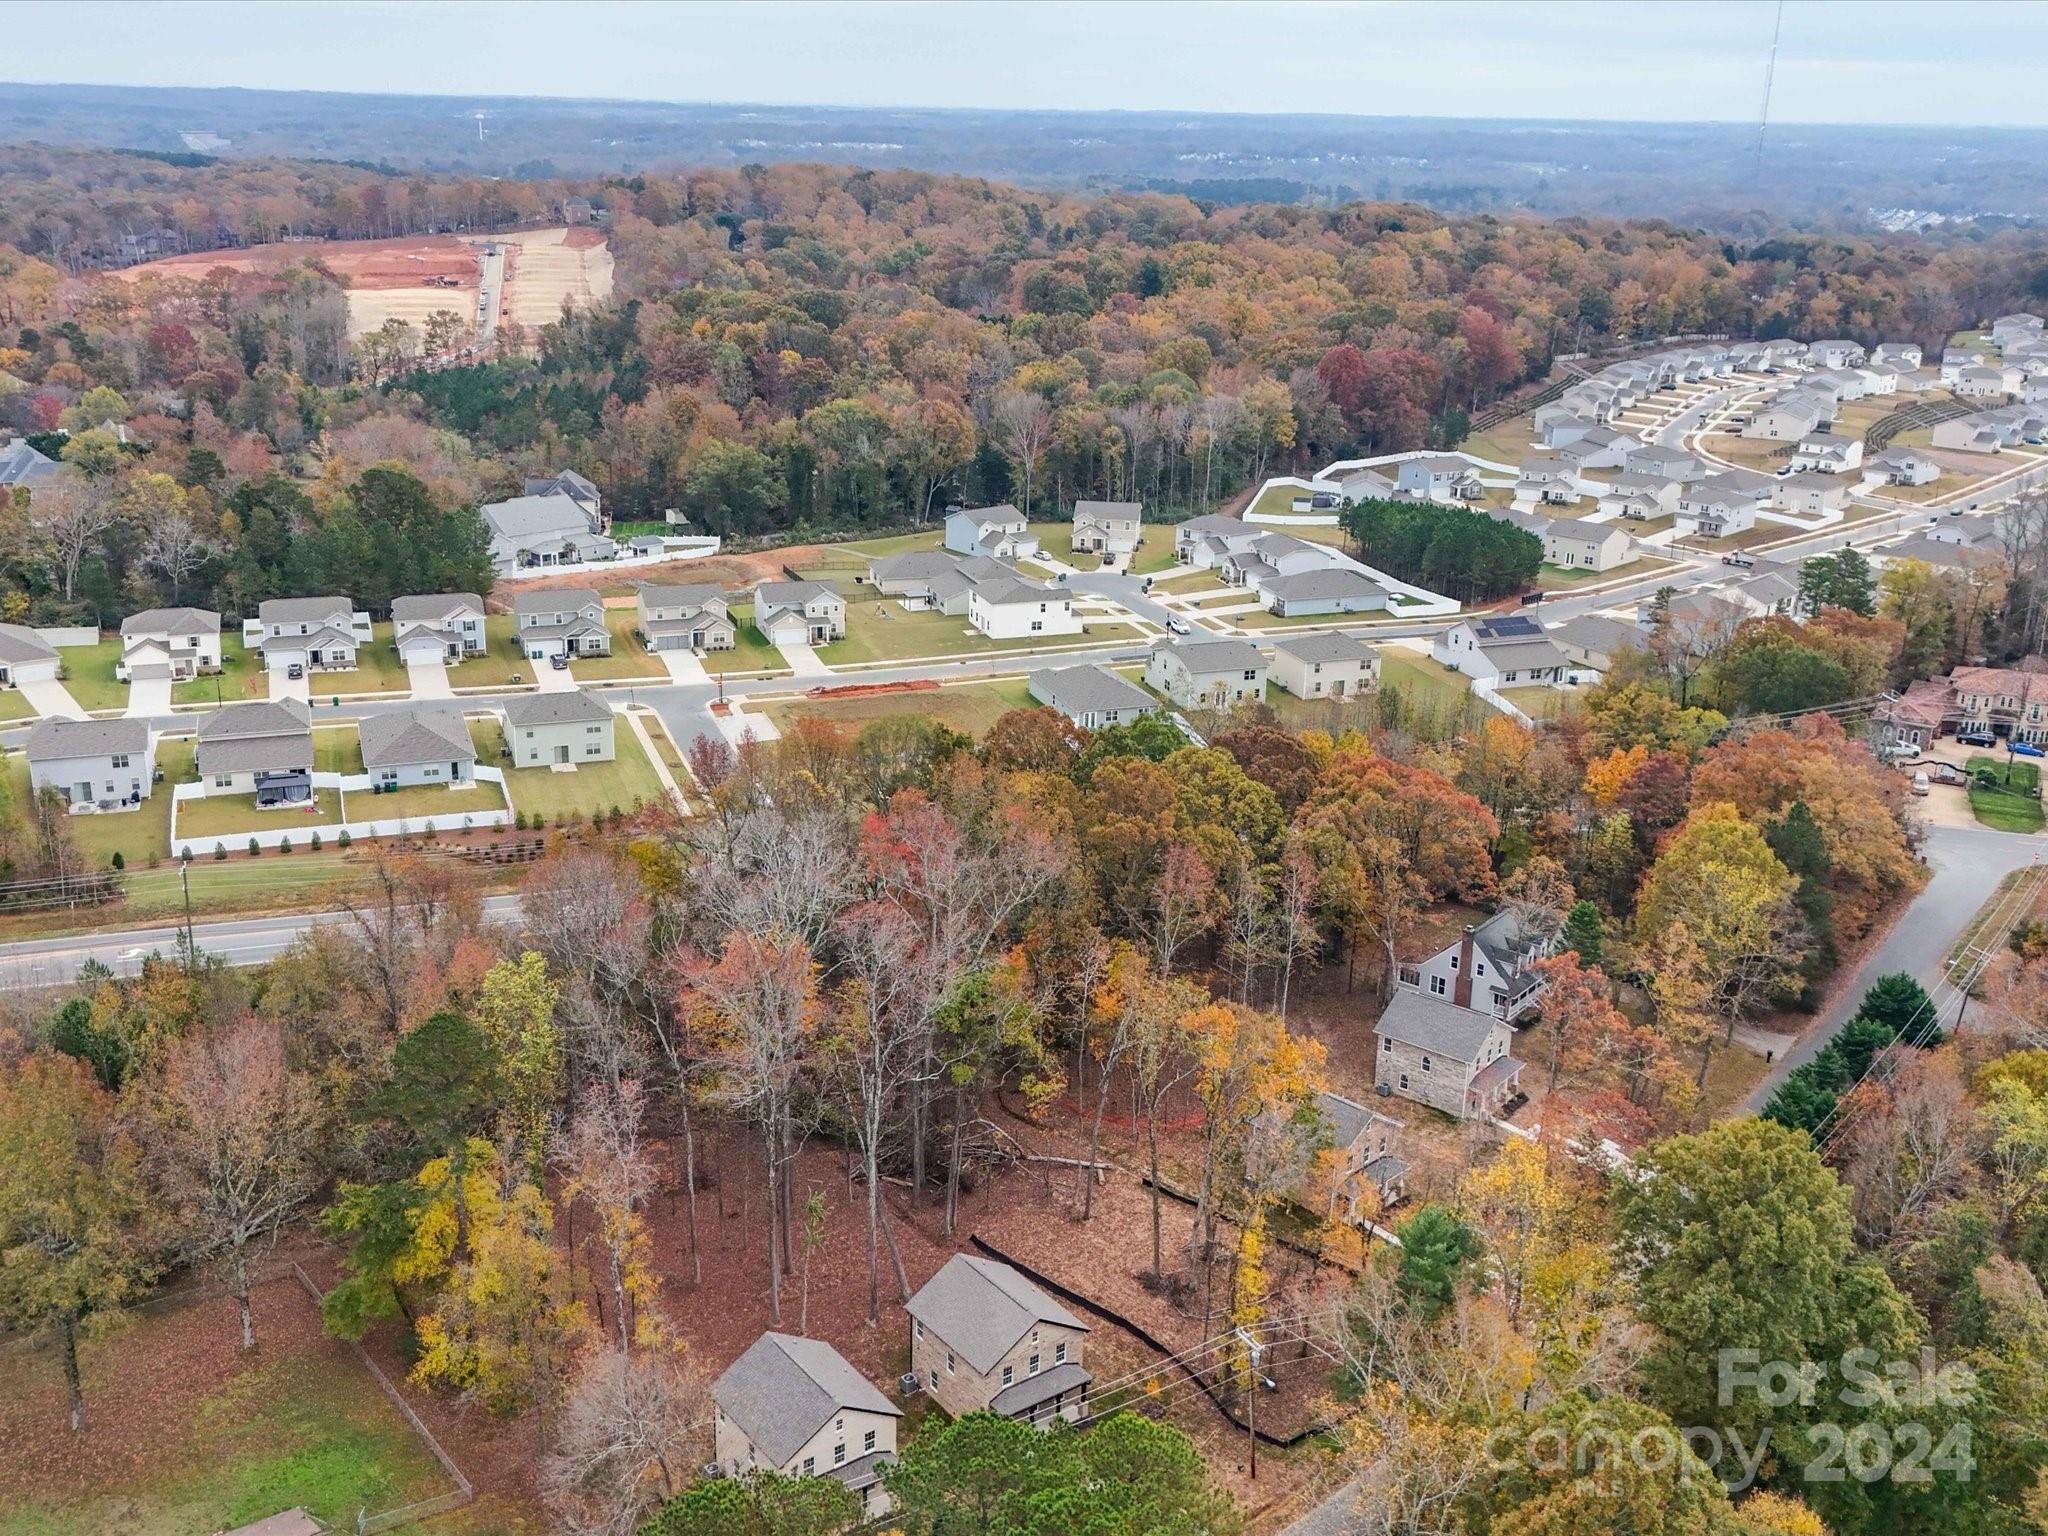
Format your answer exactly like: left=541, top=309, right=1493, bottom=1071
left=2013, top=742, right=2045, bottom=758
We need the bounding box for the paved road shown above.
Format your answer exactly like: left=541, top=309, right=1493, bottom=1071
left=0, top=893, right=525, bottom=988
left=1741, top=820, right=2044, bottom=1111
left=476, top=242, right=505, bottom=344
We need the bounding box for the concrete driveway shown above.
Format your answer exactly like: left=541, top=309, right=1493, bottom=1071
left=536, top=658, right=578, bottom=692
left=776, top=642, right=831, bottom=678
left=657, top=650, right=710, bottom=685
left=268, top=668, right=310, bottom=703
left=124, top=675, right=173, bottom=718
left=18, top=675, right=84, bottom=717
left=406, top=660, right=454, bottom=700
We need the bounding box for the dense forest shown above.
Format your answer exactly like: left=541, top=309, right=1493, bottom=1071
left=4, top=152, right=2048, bottom=620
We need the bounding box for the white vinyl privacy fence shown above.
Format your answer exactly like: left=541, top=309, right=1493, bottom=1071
left=170, top=767, right=512, bottom=859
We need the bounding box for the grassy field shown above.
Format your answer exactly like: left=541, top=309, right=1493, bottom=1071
left=0, top=738, right=196, bottom=870
left=1147, top=566, right=1226, bottom=594
left=0, top=1284, right=454, bottom=1536
left=313, top=725, right=364, bottom=775
left=55, top=634, right=127, bottom=712
left=764, top=677, right=1036, bottom=737
left=352, top=777, right=508, bottom=823
left=298, top=623, right=413, bottom=698
left=703, top=606, right=789, bottom=674
left=1380, top=651, right=1473, bottom=715
left=494, top=722, right=668, bottom=821
left=0, top=687, right=35, bottom=722
left=172, top=635, right=263, bottom=706
left=1500, top=684, right=1577, bottom=721
left=561, top=613, right=666, bottom=682
left=176, top=789, right=342, bottom=842
left=1966, top=754, right=2046, bottom=832
left=1460, top=417, right=1540, bottom=465
left=820, top=603, right=1140, bottom=665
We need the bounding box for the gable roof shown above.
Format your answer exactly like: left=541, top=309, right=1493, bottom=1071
left=259, top=596, right=353, bottom=627
left=1030, top=663, right=1155, bottom=717
left=1374, top=990, right=1502, bottom=1062
left=754, top=580, right=839, bottom=611
left=1073, top=499, right=1141, bottom=529
left=1547, top=613, right=1644, bottom=660
left=1274, top=632, right=1372, bottom=665
left=972, top=576, right=1064, bottom=607
left=1543, top=517, right=1628, bottom=544
left=120, top=606, right=219, bottom=639
left=714, top=1333, right=899, bottom=1466
left=1315, top=1090, right=1401, bottom=1152
left=0, top=438, right=62, bottom=485
left=483, top=492, right=594, bottom=540
left=1153, top=635, right=1264, bottom=674
left=870, top=550, right=967, bottom=583
left=195, top=698, right=312, bottom=774
left=0, top=623, right=59, bottom=665
left=25, top=715, right=149, bottom=762
left=522, top=469, right=599, bottom=502
left=1467, top=614, right=1542, bottom=642
left=905, top=1255, right=1089, bottom=1374
left=502, top=689, right=612, bottom=729
left=358, top=707, right=476, bottom=770
left=510, top=587, right=603, bottom=618
left=390, top=593, right=483, bottom=624
left=638, top=581, right=726, bottom=609
left=1263, top=568, right=1389, bottom=602
left=198, top=697, right=311, bottom=742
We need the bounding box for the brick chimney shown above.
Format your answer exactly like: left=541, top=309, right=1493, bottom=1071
left=1453, top=926, right=1476, bottom=1009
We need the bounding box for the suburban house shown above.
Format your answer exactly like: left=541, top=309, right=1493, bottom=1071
left=1807, top=339, right=1867, bottom=369
left=1547, top=613, right=1646, bottom=680
left=713, top=1333, right=900, bottom=1519
left=1145, top=636, right=1267, bottom=710
left=1771, top=471, right=1851, bottom=517
left=1174, top=514, right=1262, bottom=570
left=390, top=594, right=486, bottom=665
left=1743, top=393, right=1829, bottom=441
left=1432, top=614, right=1570, bottom=689
left=0, top=623, right=60, bottom=689
left=1871, top=342, right=1923, bottom=371
left=1395, top=455, right=1482, bottom=501
left=1623, top=445, right=1700, bottom=482
left=0, top=437, right=63, bottom=487
left=117, top=607, right=221, bottom=682
left=1399, top=910, right=1554, bottom=1021
left=483, top=491, right=614, bottom=573
left=1992, top=312, right=2045, bottom=348
left=358, top=706, right=477, bottom=789
left=1791, top=431, right=1864, bottom=475
left=1252, top=1090, right=1408, bottom=1217
left=1261, top=568, right=1390, bottom=616
left=195, top=698, right=314, bottom=803
left=26, top=717, right=154, bottom=809
left=1595, top=472, right=1682, bottom=521
left=967, top=576, right=1083, bottom=640
left=1516, top=457, right=1586, bottom=506
left=253, top=596, right=369, bottom=674
left=1374, top=989, right=1526, bottom=1122
left=1027, top=663, right=1157, bottom=730
left=520, top=469, right=603, bottom=528
left=510, top=589, right=612, bottom=661
left=636, top=582, right=735, bottom=653
left=501, top=689, right=617, bottom=766
left=1957, top=364, right=2023, bottom=400
left=752, top=581, right=847, bottom=646
left=1534, top=405, right=1599, bottom=446
left=1070, top=500, right=1142, bottom=560
left=1932, top=405, right=2048, bottom=453
left=1876, top=530, right=2002, bottom=573
left=945, top=506, right=1038, bottom=561
left=1270, top=632, right=1377, bottom=701
left=1541, top=518, right=1632, bottom=573
left=867, top=552, right=1013, bottom=615
left=1675, top=474, right=1764, bottom=538
left=907, top=1255, right=1091, bottom=1427
left=1866, top=448, right=1941, bottom=487
left=1556, top=426, right=1637, bottom=472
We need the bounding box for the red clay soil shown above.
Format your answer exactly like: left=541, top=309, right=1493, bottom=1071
left=112, top=234, right=481, bottom=291
left=808, top=680, right=940, bottom=700
left=479, top=550, right=806, bottom=612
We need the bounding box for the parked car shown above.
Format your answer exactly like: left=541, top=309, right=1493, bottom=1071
left=550, top=653, right=570, bottom=670
left=1912, top=771, right=1931, bottom=796
left=2013, top=742, right=2045, bottom=758
left=286, top=662, right=305, bottom=680
left=1959, top=730, right=1998, bottom=747
left=1166, top=617, right=1193, bottom=636
left=1721, top=552, right=1757, bottom=569
left=1934, top=762, right=1968, bottom=786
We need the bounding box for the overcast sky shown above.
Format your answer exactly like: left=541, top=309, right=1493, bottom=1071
left=13, top=0, right=2048, bottom=127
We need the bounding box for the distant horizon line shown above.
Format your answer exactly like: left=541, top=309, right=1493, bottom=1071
left=7, top=77, right=2048, bottom=137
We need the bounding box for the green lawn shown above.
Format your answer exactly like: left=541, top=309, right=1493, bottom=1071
left=1460, top=417, right=1540, bottom=465
left=0, top=738, right=193, bottom=870
left=0, top=1286, right=454, bottom=1536
left=820, top=604, right=1141, bottom=666
left=56, top=634, right=127, bottom=712
left=175, top=789, right=342, bottom=843
left=352, top=776, right=508, bottom=824
left=1380, top=652, right=1474, bottom=715
left=492, top=720, right=669, bottom=821
left=562, top=612, right=666, bottom=682
left=305, top=622, right=423, bottom=698
left=0, top=688, right=33, bottom=722
left=172, top=635, right=263, bottom=706
left=1146, top=565, right=1225, bottom=594
left=312, top=725, right=364, bottom=775
left=1966, top=754, right=2046, bottom=833
left=446, top=616, right=538, bottom=689
left=764, top=678, right=1036, bottom=737
left=704, top=605, right=790, bottom=675
left=1246, top=481, right=1324, bottom=518
left=1499, top=684, right=1577, bottom=721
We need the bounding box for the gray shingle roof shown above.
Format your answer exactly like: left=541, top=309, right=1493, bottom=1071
left=25, top=715, right=149, bottom=761
left=754, top=580, right=838, bottom=611
left=120, top=606, right=220, bottom=639
left=1543, top=517, right=1626, bottom=543
left=1263, top=569, right=1388, bottom=602
left=987, top=1360, right=1092, bottom=1418
left=510, top=587, right=603, bottom=619
left=0, top=438, right=62, bottom=485
left=1547, top=614, right=1644, bottom=660
left=195, top=698, right=313, bottom=775
left=1073, top=499, right=1141, bottom=530
left=638, top=582, right=725, bottom=609
left=358, top=707, right=476, bottom=771
left=906, top=1255, right=1089, bottom=1375
left=483, top=493, right=593, bottom=540
left=390, top=593, right=483, bottom=625
left=502, top=689, right=612, bottom=728
left=1153, top=636, right=1264, bottom=674
left=713, top=1333, right=899, bottom=1466
left=0, top=623, right=58, bottom=665
left=258, top=596, right=355, bottom=627
left=1029, top=663, right=1155, bottom=719
left=1374, top=990, right=1501, bottom=1062
left=972, top=576, right=1063, bottom=607
left=869, top=551, right=965, bottom=584
left=1274, top=632, right=1371, bottom=665
left=1314, top=1090, right=1400, bottom=1153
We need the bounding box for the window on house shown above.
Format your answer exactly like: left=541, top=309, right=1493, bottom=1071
left=929, top=1368, right=939, bottom=1389
left=1398, top=966, right=1421, bottom=985
left=1029, top=1354, right=1040, bottom=1376
left=864, top=1429, right=877, bottom=1452
left=1055, top=1342, right=1068, bottom=1364
left=1430, top=974, right=1447, bottom=997
left=1399, top=1073, right=1410, bottom=1090
left=803, top=1457, right=815, bottom=1476
left=914, top=1320, right=922, bottom=1339
left=1449, top=954, right=1459, bottom=971
left=834, top=1444, right=846, bottom=1466
left=946, top=1352, right=954, bottom=1372
left=111, top=754, right=129, bottom=768
left=1002, top=1365, right=1014, bottom=1386
left=1422, top=1056, right=1433, bottom=1073
left=1475, top=962, right=1486, bottom=977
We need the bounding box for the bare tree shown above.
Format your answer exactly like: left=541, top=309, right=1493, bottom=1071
left=542, top=1347, right=709, bottom=1536
left=34, top=479, right=118, bottom=602
left=559, top=1079, right=660, bottom=1355
left=991, top=388, right=1053, bottom=515
left=142, top=1018, right=318, bottom=1350
left=140, top=508, right=211, bottom=605
left=523, top=850, right=653, bottom=1088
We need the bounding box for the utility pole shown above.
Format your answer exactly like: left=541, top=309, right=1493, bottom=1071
left=180, top=855, right=195, bottom=973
